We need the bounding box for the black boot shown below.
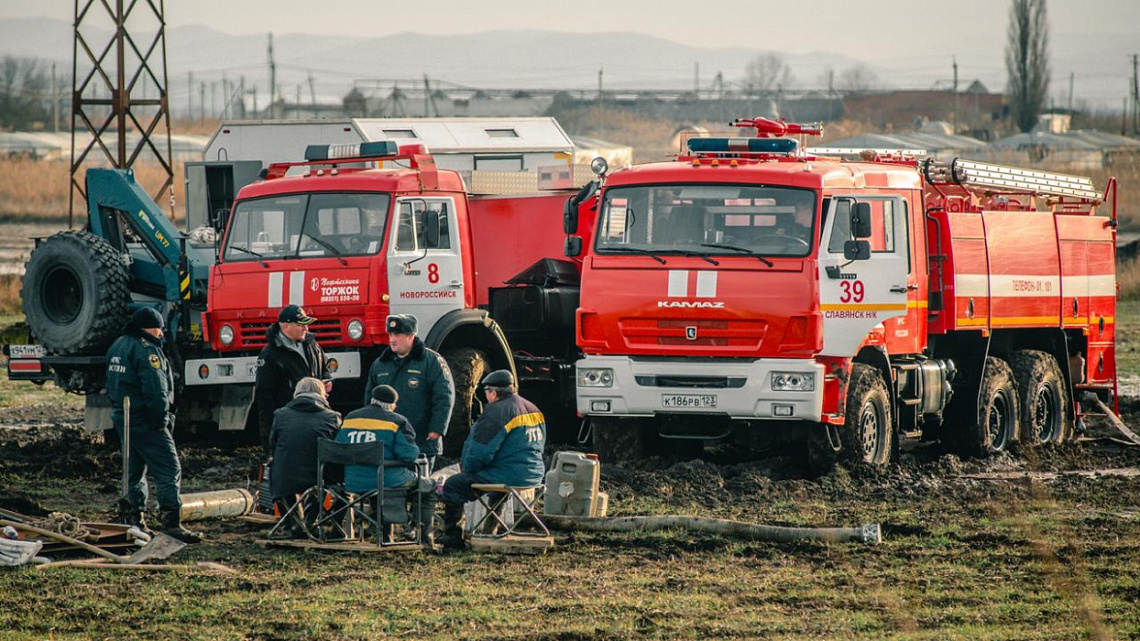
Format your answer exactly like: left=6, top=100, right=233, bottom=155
left=439, top=503, right=465, bottom=549
left=160, top=509, right=202, bottom=544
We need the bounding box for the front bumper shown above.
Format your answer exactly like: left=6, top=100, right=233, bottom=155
left=184, top=351, right=362, bottom=386
left=576, top=355, right=823, bottom=422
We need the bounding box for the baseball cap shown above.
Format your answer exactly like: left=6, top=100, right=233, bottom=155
left=278, top=304, right=316, bottom=325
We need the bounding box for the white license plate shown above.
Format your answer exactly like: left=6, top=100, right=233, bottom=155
left=662, top=394, right=717, bottom=409
left=9, top=344, right=46, bottom=359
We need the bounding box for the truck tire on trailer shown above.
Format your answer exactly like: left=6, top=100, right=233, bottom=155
left=21, top=231, right=130, bottom=355
left=839, top=363, right=894, bottom=467
left=1010, top=350, right=1070, bottom=445
left=953, top=357, right=1020, bottom=456
left=442, top=347, right=486, bottom=458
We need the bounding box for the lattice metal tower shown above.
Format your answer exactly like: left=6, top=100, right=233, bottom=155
left=69, top=0, right=174, bottom=227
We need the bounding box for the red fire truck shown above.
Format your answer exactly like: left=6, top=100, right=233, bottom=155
left=182, top=141, right=579, bottom=450
left=567, top=118, right=1118, bottom=467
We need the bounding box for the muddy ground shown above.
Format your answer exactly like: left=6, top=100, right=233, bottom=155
left=2, top=395, right=1139, bottom=639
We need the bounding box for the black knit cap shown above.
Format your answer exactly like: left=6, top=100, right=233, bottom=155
left=371, top=385, right=399, bottom=405
left=386, top=314, right=417, bottom=335
left=130, top=307, right=164, bottom=330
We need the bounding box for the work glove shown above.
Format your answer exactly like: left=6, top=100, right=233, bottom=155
left=164, top=411, right=177, bottom=431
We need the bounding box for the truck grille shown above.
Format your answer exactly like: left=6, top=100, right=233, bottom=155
left=619, top=318, right=767, bottom=348
left=238, top=319, right=343, bottom=348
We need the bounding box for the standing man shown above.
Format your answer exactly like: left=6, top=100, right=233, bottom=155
left=362, top=314, right=454, bottom=470
left=439, top=370, right=546, bottom=548
left=106, top=307, right=200, bottom=544
left=256, top=304, right=330, bottom=451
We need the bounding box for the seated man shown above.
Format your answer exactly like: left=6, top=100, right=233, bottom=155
left=339, top=385, right=432, bottom=541
left=439, top=370, right=546, bottom=547
left=269, top=377, right=342, bottom=515
left=338, top=385, right=420, bottom=492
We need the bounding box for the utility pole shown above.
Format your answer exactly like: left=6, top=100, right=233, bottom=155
left=199, top=82, right=206, bottom=123
left=308, top=73, right=316, bottom=111
left=597, top=64, right=604, bottom=138
left=1126, top=54, right=1135, bottom=134
left=51, top=63, right=59, bottom=133
left=211, top=81, right=217, bottom=119
left=188, top=71, right=193, bottom=120
left=268, top=33, right=276, bottom=119
left=694, top=62, right=699, bottom=95
left=952, top=56, right=959, bottom=134
left=1068, top=71, right=1074, bottom=114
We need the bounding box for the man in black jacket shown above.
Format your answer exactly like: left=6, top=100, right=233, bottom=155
left=269, top=377, right=342, bottom=506
left=255, top=305, right=330, bottom=450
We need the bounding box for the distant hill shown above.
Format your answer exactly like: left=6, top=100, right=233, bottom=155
left=1, top=17, right=1133, bottom=111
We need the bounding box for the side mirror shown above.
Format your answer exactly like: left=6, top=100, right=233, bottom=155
left=563, top=198, right=578, bottom=235
left=564, top=236, right=582, bottom=257
left=844, top=240, right=871, bottom=261
left=850, top=202, right=872, bottom=239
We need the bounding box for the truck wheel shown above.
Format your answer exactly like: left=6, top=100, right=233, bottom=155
left=839, top=363, right=893, bottom=467
left=1010, top=350, right=1070, bottom=445
left=591, top=418, right=647, bottom=463
left=22, top=231, right=129, bottom=355
left=955, top=357, right=1019, bottom=456
left=442, top=347, right=487, bottom=458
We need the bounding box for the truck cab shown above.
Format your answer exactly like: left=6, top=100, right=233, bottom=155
left=187, top=142, right=515, bottom=434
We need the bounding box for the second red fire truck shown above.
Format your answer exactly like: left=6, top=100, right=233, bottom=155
left=567, top=118, right=1118, bottom=467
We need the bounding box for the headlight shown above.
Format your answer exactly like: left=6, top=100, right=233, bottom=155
left=347, top=319, right=364, bottom=341
left=771, top=371, right=814, bottom=391
left=219, top=324, right=235, bottom=346
left=577, top=368, right=614, bottom=388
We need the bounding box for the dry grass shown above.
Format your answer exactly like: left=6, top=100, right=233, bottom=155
left=0, top=275, right=20, bottom=316
left=0, top=157, right=185, bottom=221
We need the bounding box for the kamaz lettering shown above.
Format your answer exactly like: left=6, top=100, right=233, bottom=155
left=656, top=301, right=725, bottom=309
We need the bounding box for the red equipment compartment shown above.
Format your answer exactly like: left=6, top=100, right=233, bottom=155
left=468, top=192, right=577, bottom=307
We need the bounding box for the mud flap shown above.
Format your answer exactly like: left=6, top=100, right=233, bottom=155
left=85, top=392, right=112, bottom=433
left=219, top=385, right=254, bottom=431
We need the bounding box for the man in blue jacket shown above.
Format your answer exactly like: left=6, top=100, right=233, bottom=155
left=362, top=314, right=454, bottom=470
left=439, top=369, right=545, bottom=547
left=106, top=307, right=200, bottom=543
left=338, top=385, right=420, bottom=492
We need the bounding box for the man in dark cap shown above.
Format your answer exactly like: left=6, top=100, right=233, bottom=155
left=362, top=314, right=454, bottom=471
left=439, top=369, right=546, bottom=548
left=255, top=304, right=330, bottom=451
left=106, top=307, right=201, bottom=543
left=339, top=385, right=434, bottom=543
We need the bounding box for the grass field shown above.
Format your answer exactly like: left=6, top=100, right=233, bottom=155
left=0, top=308, right=1138, bottom=639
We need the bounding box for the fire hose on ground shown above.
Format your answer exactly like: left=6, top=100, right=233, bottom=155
left=542, top=514, right=882, bottom=545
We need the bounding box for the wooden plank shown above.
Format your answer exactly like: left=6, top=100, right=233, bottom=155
left=36, top=561, right=237, bottom=573
left=468, top=535, right=554, bottom=555
left=238, top=514, right=279, bottom=525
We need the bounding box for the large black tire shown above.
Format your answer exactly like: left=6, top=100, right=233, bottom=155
left=1010, top=350, right=1071, bottom=445
left=951, top=357, right=1019, bottom=456
left=442, top=347, right=487, bottom=458
left=838, top=363, right=894, bottom=467
left=21, top=231, right=130, bottom=355
left=591, top=417, right=648, bottom=463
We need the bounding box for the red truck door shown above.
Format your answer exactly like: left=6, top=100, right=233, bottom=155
left=386, top=197, right=465, bottom=332
left=817, top=196, right=910, bottom=357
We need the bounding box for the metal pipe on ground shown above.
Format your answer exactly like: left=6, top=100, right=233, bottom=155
left=543, top=515, right=882, bottom=544
left=179, top=489, right=255, bottom=523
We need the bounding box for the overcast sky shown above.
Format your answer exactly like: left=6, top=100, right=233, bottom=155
left=3, top=0, right=1137, bottom=60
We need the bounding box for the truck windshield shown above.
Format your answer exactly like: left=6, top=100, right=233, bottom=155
left=595, top=184, right=817, bottom=258
left=224, top=193, right=391, bottom=261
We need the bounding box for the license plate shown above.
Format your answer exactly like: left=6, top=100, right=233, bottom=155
left=662, top=394, right=717, bottom=409
left=9, top=344, right=46, bottom=359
